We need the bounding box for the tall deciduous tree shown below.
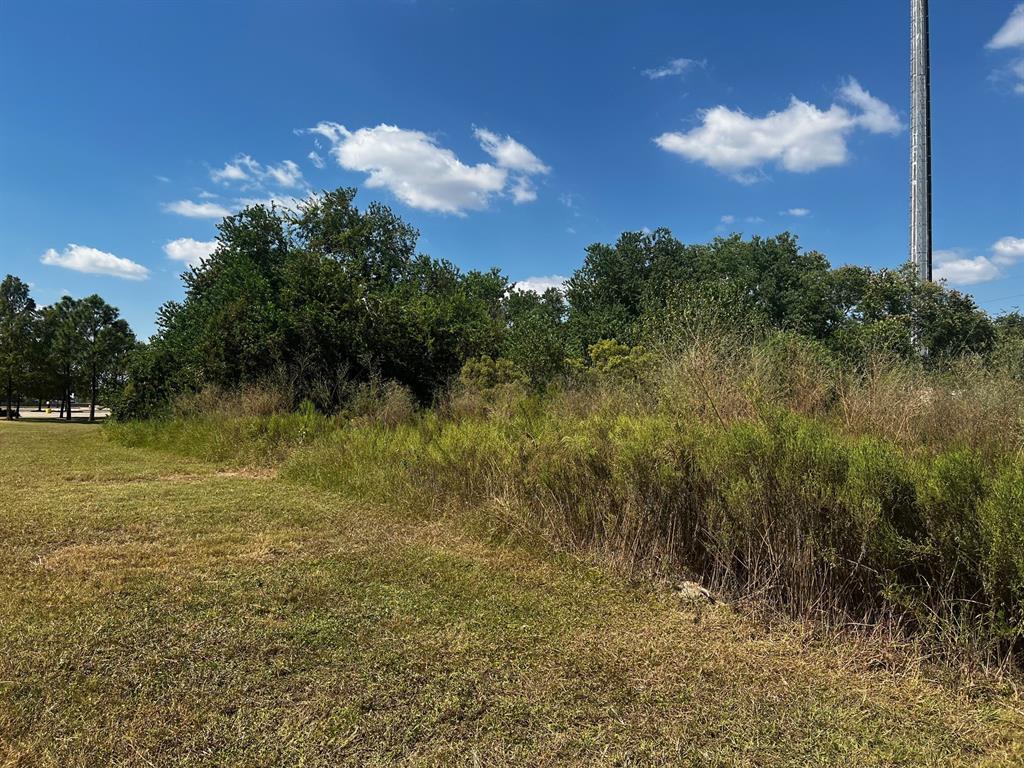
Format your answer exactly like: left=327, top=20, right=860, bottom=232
left=129, top=188, right=509, bottom=414
left=77, top=295, right=136, bottom=421
left=0, top=275, right=37, bottom=418
left=42, top=296, right=83, bottom=420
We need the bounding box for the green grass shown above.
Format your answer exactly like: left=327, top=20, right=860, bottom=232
left=1, top=421, right=1022, bottom=766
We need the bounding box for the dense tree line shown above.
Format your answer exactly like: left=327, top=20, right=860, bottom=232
left=565, top=227, right=1003, bottom=361
left=122, top=187, right=1020, bottom=416
left=0, top=276, right=135, bottom=420
left=7, top=186, right=1020, bottom=420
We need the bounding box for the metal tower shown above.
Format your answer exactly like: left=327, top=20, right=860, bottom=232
left=910, top=0, right=932, bottom=281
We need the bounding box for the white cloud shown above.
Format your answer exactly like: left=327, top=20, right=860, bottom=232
left=992, top=236, right=1024, bottom=265
left=720, top=214, right=736, bottom=224
left=197, top=189, right=218, bottom=199
left=933, top=238, right=1024, bottom=286
left=838, top=79, right=903, bottom=134
left=163, top=238, right=217, bottom=268
left=264, top=159, right=303, bottom=188
left=509, top=175, right=538, bottom=204
left=514, top=275, right=568, bottom=294
left=783, top=208, right=811, bottom=217
left=210, top=159, right=251, bottom=184
left=162, top=199, right=232, bottom=219
left=746, top=216, right=765, bottom=223
left=934, top=251, right=1002, bottom=286
left=654, top=78, right=901, bottom=181
left=988, top=4, right=1024, bottom=50
left=305, top=121, right=548, bottom=214
left=235, top=192, right=314, bottom=214
left=41, top=244, right=149, bottom=281
left=155, top=175, right=171, bottom=183
left=210, top=154, right=305, bottom=189
left=308, top=150, right=325, bottom=169
left=474, top=128, right=550, bottom=174
left=643, top=57, right=705, bottom=80
left=1001, top=57, right=1024, bottom=95
left=987, top=6, right=1024, bottom=93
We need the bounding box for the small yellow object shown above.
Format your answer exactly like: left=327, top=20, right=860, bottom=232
left=46, top=408, right=51, bottom=414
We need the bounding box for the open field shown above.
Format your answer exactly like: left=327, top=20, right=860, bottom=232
left=1, top=421, right=1022, bottom=766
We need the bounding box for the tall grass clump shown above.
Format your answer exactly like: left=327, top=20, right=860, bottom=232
left=107, top=383, right=336, bottom=466
left=111, top=331, right=1024, bottom=673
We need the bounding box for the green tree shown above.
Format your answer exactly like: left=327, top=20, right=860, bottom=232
left=828, top=264, right=994, bottom=363
left=502, top=286, right=569, bottom=388
left=128, top=188, right=511, bottom=415
left=0, top=275, right=37, bottom=418
left=77, top=295, right=136, bottom=421
left=565, top=230, right=653, bottom=353
left=565, top=231, right=839, bottom=355
left=41, top=297, right=84, bottom=420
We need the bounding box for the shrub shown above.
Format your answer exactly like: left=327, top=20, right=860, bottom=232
left=347, top=379, right=417, bottom=429
left=110, top=329, right=1024, bottom=672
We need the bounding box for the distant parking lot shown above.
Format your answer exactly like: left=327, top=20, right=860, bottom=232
left=5, top=406, right=112, bottom=421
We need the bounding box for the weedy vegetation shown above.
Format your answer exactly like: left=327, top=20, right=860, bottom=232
left=4, top=187, right=1024, bottom=763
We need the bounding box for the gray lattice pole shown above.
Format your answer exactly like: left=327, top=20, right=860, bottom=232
left=910, top=0, right=932, bottom=282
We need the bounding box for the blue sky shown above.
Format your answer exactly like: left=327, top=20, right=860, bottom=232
left=1, top=0, right=1022, bottom=338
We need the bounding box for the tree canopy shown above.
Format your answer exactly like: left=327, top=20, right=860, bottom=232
left=2, top=186, right=1009, bottom=420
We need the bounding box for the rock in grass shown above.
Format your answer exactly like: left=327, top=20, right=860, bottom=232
left=674, top=581, right=715, bottom=604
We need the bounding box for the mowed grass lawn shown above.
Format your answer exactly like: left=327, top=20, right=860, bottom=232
left=1, top=422, right=1022, bottom=767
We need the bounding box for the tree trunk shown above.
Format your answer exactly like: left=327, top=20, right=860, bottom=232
left=5, top=374, right=11, bottom=420
left=90, top=365, right=97, bottom=422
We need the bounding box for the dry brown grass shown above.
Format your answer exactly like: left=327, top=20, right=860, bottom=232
left=3, top=421, right=1024, bottom=765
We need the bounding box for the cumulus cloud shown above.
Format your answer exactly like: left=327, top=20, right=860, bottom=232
left=993, top=236, right=1024, bottom=265
left=509, top=175, right=538, bottom=204
left=838, top=79, right=903, bottom=133
left=162, top=200, right=232, bottom=219
left=308, top=150, right=325, bottom=169
left=163, top=238, right=217, bottom=268
left=783, top=208, right=811, bottom=217
left=720, top=214, right=736, bottom=224
left=934, top=237, right=1024, bottom=286
left=304, top=122, right=548, bottom=214
left=643, top=57, right=705, bottom=80
left=41, top=244, right=149, bottom=281
left=210, top=154, right=305, bottom=189
left=934, top=251, right=1001, bottom=286
left=988, top=4, right=1024, bottom=50
left=210, top=159, right=252, bottom=184
left=264, top=160, right=303, bottom=188
left=474, top=128, right=550, bottom=174
left=654, top=78, right=901, bottom=182
left=514, top=275, right=568, bottom=294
